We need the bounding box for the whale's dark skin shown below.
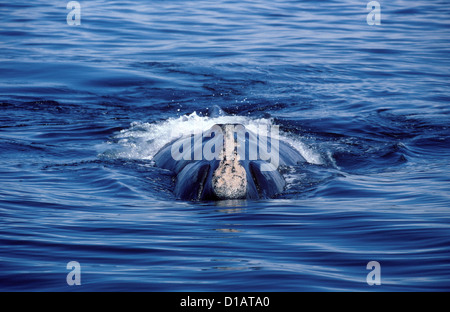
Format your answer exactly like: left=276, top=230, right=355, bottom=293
left=153, top=110, right=304, bottom=201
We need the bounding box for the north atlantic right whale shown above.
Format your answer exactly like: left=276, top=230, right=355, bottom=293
left=153, top=108, right=305, bottom=201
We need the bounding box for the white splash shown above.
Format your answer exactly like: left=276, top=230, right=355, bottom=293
left=100, top=111, right=324, bottom=165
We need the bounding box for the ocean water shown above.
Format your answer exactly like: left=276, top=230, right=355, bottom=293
left=1, top=0, right=449, bottom=291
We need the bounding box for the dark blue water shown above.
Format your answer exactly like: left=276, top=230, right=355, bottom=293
left=1, top=0, right=450, bottom=291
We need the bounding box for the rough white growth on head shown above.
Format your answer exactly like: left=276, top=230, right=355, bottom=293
left=212, top=124, right=247, bottom=199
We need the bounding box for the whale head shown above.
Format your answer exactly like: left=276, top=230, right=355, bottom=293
left=152, top=122, right=304, bottom=201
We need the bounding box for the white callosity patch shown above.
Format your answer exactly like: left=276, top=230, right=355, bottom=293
left=212, top=124, right=247, bottom=199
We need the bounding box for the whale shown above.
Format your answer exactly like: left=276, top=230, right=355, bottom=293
left=152, top=108, right=305, bottom=201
